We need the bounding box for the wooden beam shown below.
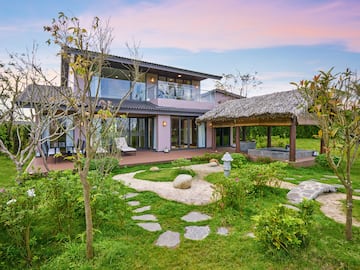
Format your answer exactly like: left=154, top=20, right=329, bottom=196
left=211, top=118, right=293, bottom=128
left=289, top=117, right=297, bottom=162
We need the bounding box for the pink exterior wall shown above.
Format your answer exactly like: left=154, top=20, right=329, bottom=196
left=206, top=122, right=213, bottom=148
left=156, top=115, right=171, bottom=151
left=214, top=92, right=239, bottom=104
left=151, top=98, right=214, bottom=110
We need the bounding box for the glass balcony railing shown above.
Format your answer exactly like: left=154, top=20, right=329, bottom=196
left=91, top=77, right=216, bottom=103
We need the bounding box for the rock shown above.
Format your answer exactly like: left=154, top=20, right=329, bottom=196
left=137, top=222, right=162, bottom=232
left=184, top=226, right=210, bottom=240
left=217, top=227, right=229, bottom=236
left=132, top=214, right=158, bottom=221
left=127, top=201, right=140, bottom=206
left=246, top=232, right=255, bottom=238
left=150, top=166, right=160, bottom=172
left=173, top=174, right=192, bottom=189
left=155, top=231, right=181, bottom=248
left=209, top=159, right=219, bottom=165
left=282, top=204, right=300, bottom=211
left=133, top=205, right=151, bottom=213
left=122, top=192, right=139, bottom=199
left=208, top=161, right=219, bottom=167
left=181, top=211, right=212, bottom=222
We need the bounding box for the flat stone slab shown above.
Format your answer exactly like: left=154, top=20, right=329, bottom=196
left=282, top=204, right=300, bottom=211
left=181, top=211, right=212, bottom=222
left=323, top=175, right=339, bottom=179
left=184, top=225, right=210, bottom=240
left=155, top=231, right=180, bottom=248
left=137, top=222, right=162, bottom=232
left=122, top=192, right=139, bottom=199
left=133, top=205, right=151, bottom=213
left=217, top=227, right=229, bottom=236
left=287, top=180, right=337, bottom=204
left=132, top=214, right=157, bottom=221
left=127, top=201, right=140, bottom=206
left=284, top=177, right=296, bottom=181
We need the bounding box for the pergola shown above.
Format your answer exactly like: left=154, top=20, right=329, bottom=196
left=197, top=90, right=319, bottom=162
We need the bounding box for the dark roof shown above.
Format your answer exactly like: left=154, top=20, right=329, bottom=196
left=17, top=84, right=71, bottom=108
left=107, top=99, right=209, bottom=117
left=64, top=47, right=222, bottom=81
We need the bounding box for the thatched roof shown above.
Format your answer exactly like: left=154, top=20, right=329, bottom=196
left=197, top=90, right=316, bottom=126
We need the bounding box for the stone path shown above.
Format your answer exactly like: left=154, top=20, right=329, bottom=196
left=123, top=192, right=228, bottom=248
left=114, top=165, right=360, bottom=239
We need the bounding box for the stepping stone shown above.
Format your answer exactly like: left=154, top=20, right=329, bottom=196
left=282, top=204, right=300, bottom=211
left=354, top=189, right=360, bottom=193
left=122, top=192, right=139, bottom=199
left=184, top=226, right=210, bottom=240
left=127, top=201, right=140, bottom=206
left=323, top=175, right=339, bottom=179
left=133, top=205, right=151, bottom=213
left=284, top=177, right=296, bottom=181
left=132, top=214, right=157, bottom=221
left=137, top=222, right=162, bottom=232
left=217, top=227, right=229, bottom=236
left=181, top=211, right=212, bottom=222
left=155, top=231, right=180, bottom=248
left=246, top=232, right=255, bottom=238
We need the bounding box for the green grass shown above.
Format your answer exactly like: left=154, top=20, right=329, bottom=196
left=134, top=168, right=195, bottom=182
left=0, top=154, right=17, bottom=188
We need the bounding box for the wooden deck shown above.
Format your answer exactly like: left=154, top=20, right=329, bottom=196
left=26, top=148, right=234, bottom=173
left=26, top=147, right=314, bottom=174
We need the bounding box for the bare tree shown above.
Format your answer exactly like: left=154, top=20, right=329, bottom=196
left=44, top=12, right=142, bottom=259
left=215, top=71, right=262, bottom=97
left=0, top=46, right=71, bottom=180
left=293, top=68, right=360, bottom=240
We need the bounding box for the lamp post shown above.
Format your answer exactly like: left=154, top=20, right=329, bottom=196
left=221, top=152, right=233, bottom=177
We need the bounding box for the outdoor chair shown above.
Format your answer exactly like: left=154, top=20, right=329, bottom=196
left=114, top=137, right=137, bottom=155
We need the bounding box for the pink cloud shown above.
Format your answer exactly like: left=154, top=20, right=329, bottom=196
left=79, top=0, right=360, bottom=52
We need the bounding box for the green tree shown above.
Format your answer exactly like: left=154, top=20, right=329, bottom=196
left=44, top=12, right=142, bottom=259
left=293, top=68, right=360, bottom=240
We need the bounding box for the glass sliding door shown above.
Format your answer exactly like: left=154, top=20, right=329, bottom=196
left=171, top=117, right=198, bottom=149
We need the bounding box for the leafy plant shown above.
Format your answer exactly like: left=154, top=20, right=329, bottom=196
left=315, top=154, right=340, bottom=169
left=171, top=158, right=191, bottom=168
left=253, top=203, right=313, bottom=253
left=231, top=153, right=249, bottom=169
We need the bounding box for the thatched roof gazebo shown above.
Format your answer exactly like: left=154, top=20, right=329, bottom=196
left=197, top=90, right=318, bottom=162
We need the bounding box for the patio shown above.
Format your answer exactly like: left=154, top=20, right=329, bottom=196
left=26, top=148, right=235, bottom=174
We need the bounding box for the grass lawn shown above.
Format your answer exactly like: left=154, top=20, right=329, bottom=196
left=1, top=138, right=360, bottom=269
left=0, top=154, right=17, bottom=188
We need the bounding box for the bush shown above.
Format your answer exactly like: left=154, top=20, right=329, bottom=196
left=231, top=153, right=249, bottom=169
left=191, top=152, right=225, bottom=163
left=85, top=157, right=120, bottom=175
left=213, top=174, right=253, bottom=212
left=253, top=202, right=314, bottom=253
left=315, top=154, right=340, bottom=169
left=171, top=158, right=191, bottom=168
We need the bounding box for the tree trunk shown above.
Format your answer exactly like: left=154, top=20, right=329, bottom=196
left=80, top=171, right=94, bottom=259
left=345, top=187, right=353, bottom=240
left=25, top=224, right=32, bottom=265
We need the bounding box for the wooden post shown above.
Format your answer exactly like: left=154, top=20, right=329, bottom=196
left=289, top=117, right=297, bottom=162
left=235, top=126, right=240, bottom=153
left=267, top=127, right=272, bottom=147
left=212, top=127, right=216, bottom=151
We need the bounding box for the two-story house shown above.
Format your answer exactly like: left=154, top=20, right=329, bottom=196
left=22, top=48, right=242, bottom=154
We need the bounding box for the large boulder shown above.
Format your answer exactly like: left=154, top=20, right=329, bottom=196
left=173, top=174, right=192, bottom=189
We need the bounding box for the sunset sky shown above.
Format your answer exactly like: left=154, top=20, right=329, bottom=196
left=1, top=0, right=359, bottom=96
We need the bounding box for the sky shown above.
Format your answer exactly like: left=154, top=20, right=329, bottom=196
left=1, top=0, right=359, bottom=96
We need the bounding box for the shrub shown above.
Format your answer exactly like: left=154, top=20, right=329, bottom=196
left=171, top=158, right=191, bottom=168
left=213, top=174, right=253, bottom=212
left=315, top=154, right=340, bottom=169
left=85, top=157, right=120, bottom=175
left=231, top=153, right=249, bottom=169
left=253, top=203, right=314, bottom=253
left=191, top=152, right=224, bottom=163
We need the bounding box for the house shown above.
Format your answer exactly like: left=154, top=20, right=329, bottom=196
left=20, top=48, right=242, bottom=154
